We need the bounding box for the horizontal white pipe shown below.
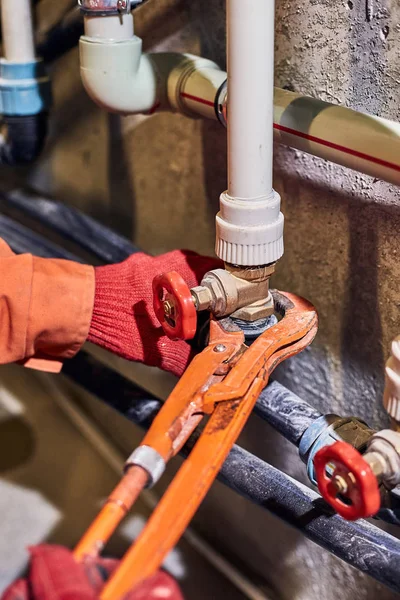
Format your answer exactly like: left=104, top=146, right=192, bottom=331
left=1, top=0, right=35, bottom=62
left=79, top=22, right=400, bottom=188
left=170, top=63, right=226, bottom=121
left=227, top=0, right=275, bottom=200
left=177, top=81, right=400, bottom=187
left=273, top=88, right=400, bottom=186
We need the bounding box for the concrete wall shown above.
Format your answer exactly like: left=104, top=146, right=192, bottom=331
left=5, top=0, right=400, bottom=597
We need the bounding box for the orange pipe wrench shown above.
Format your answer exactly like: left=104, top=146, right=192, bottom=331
left=75, top=289, right=318, bottom=600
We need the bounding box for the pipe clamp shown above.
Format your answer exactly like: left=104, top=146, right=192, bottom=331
left=78, top=0, right=143, bottom=15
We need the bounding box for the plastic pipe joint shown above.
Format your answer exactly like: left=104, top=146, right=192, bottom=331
left=79, top=34, right=158, bottom=115
left=0, top=60, right=51, bottom=116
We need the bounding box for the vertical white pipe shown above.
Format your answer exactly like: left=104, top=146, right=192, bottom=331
left=1, top=0, right=35, bottom=62
left=227, top=0, right=275, bottom=200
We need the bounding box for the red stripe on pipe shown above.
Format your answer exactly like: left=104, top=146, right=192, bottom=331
left=180, top=92, right=215, bottom=108
left=273, top=123, right=400, bottom=174
left=179, top=93, right=400, bottom=176
left=148, top=102, right=161, bottom=115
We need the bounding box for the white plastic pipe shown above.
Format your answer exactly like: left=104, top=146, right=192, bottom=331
left=84, top=14, right=134, bottom=41
left=80, top=14, right=159, bottom=115
left=227, top=0, right=275, bottom=200
left=178, top=78, right=400, bottom=187
left=1, top=0, right=35, bottom=62
left=176, top=80, right=400, bottom=187
left=168, top=61, right=226, bottom=121
left=273, top=88, right=400, bottom=187
left=215, top=0, right=284, bottom=266
left=81, top=12, right=225, bottom=118
left=79, top=19, right=400, bottom=187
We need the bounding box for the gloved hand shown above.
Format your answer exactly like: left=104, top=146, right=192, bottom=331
left=1, top=545, right=184, bottom=600
left=88, top=250, right=221, bottom=377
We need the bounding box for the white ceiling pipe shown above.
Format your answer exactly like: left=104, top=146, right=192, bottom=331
left=168, top=60, right=227, bottom=121
left=215, top=0, right=284, bottom=267
left=1, top=0, right=35, bottom=62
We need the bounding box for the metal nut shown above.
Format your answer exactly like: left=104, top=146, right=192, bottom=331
left=125, top=446, right=166, bottom=488
left=231, top=294, right=274, bottom=322
left=201, top=269, right=238, bottom=316
left=332, top=475, right=349, bottom=494
left=163, top=300, right=175, bottom=319
left=191, top=286, right=212, bottom=311
left=225, top=263, right=276, bottom=283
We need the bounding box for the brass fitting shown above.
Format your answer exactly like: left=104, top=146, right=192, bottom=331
left=190, top=263, right=275, bottom=322
left=364, top=430, right=400, bottom=488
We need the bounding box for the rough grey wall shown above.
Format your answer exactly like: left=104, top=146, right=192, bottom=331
left=9, top=0, right=400, bottom=598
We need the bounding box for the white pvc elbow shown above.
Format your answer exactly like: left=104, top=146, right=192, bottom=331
left=80, top=13, right=225, bottom=119
left=80, top=34, right=159, bottom=116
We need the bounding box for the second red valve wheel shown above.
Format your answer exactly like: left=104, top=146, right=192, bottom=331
left=314, top=441, right=381, bottom=521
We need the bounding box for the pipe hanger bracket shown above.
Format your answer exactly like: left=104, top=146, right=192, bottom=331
left=78, top=0, right=143, bottom=16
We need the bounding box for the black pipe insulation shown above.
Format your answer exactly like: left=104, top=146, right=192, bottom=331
left=0, top=188, right=139, bottom=263
left=0, top=113, right=48, bottom=166
left=0, top=212, right=80, bottom=260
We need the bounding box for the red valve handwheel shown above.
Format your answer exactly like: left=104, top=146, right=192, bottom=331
left=153, top=271, right=197, bottom=341
left=314, top=441, right=381, bottom=521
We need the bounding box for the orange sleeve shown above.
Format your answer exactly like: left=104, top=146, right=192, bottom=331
left=0, top=238, right=95, bottom=373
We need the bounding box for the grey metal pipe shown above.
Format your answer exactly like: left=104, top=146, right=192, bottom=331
left=255, top=380, right=322, bottom=446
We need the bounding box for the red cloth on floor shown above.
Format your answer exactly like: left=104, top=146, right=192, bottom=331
left=88, top=250, right=221, bottom=377
left=2, top=545, right=184, bottom=600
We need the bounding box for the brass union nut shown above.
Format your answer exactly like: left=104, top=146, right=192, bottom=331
left=231, top=294, right=274, bottom=322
